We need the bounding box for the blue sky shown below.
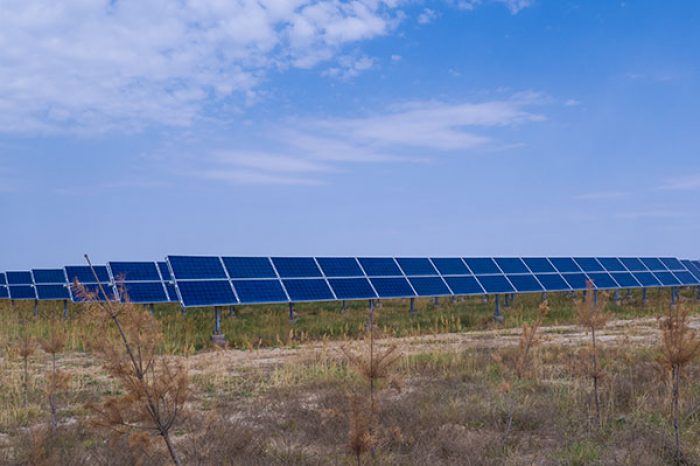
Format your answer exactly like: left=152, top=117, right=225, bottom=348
left=0, top=0, right=699, bottom=269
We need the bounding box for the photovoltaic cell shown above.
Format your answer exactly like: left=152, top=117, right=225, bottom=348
left=65, top=265, right=110, bottom=283
left=32, top=269, right=67, bottom=284
left=609, top=272, right=641, bottom=288
left=358, top=258, right=402, bottom=277
left=475, top=275, right=515, bottom=293
left=158, top=262, right=172, bottom=281
left=119, top=282, right=168, bottom=303
left=6, top=271, right=33, bottom=285
left=233, top=279, right=288, bottom=303
left=0, top=273, right=6, bottom=285
left=597, top=258, right=626, bottom=272
left=282, top=279, right=334, bottom=301
left=443, top=276, right=483, bottom=295
left=109, top=262, right=161, bottom=282
left=586, top=272, right=618, bottom=289
left=632, top=272, right=661, bottom=287
left=327, top=278, right=377, bottom=300
left=316, top=258, right=365, bottom=278
left=369, top=277, right=415, bottom=298
left=167, top=256, right=226, bottom=280
left=408, top=277, right=451, bottom=296
left=507, top=274, right=543, bottom=293
left=495, top=258, right=529, bottom=274
left=0, top=286, right=8, bottom=299
left=523, top=258, right=556, bottom=273
left=670, top=271, right=699, bottom=286
left=396, top=258, right=438, bottom=276
left=640, top=258, right=667, bottom=271
left=561, top=273, right=590, bottom=290
left=223, top=257, right=277, bottom=279
left=9, top=285, right=36, bottom=300
left=70, top=283, right=115, bottom=302
left=573, top=258, right=605, bottom=272
left=430, top=258, right=470, bottom=275
left=176, top=280, right=236, bottom=307
left=36, top=285, right=70, bottom=300
left=535, top=274, right=571, bottom=291
left=165, top=283, right=179, bottom=302
left=620, top=258, right=647, bottom=272
left=681, top=261, right=700, bottom=281
left=653, top=271, right=680, bottom=286
left=463, top=258, right=501, bottom=274
left=550, top=258, right=582, bottom=273
left=272, top=257, right=322, bottom=278
left=660, top=258, right=685, bottom=271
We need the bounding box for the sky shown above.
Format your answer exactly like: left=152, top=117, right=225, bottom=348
left=0, top=0, right=699, bottom=269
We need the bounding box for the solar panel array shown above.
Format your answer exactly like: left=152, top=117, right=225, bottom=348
left=0, top=257, right=698, bottom=308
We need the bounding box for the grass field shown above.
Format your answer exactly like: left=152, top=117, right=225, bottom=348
left=0, top=288, right=699, bottom=465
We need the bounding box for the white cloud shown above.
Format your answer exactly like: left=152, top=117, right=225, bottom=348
left=322, top=54, right=375, bottom=79
left=452, top=0, right=534, bottom=14
left=0, top=0, right=401, bottom=133
left=418, top=8, right=438, bottom=24
left=658, top=174, right=700, bottom=191
left=390, top=54, right=402, bottom=62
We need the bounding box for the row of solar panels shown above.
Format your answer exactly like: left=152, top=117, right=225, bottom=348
left=1, top=257, right=699, bottom=308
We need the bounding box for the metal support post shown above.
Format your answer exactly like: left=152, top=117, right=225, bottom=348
left=33, top=300, right=38, bottom=318
left=541, top=292, right=548, bottom=302
left=481, top=295, right=488, bottom=304
left=433, top=297, right=439, bottom=306
left=593, top=289, right=598, bottom=305
left=671, top=287, right=679, bottom=305
left=613, top=290, right=620, bottom=305
left=288, top=302, right=295, bottom=322
left=409, top=297, right=415, bottom=315
left=63, top=300, right=69, bottom=320
left=148, top=303, right=155, bottom=316
left=696, top=286, right=700, bottom=300
left=341, top=300, right=346, bottom=312
left=642, top=288, right=648, bottom=306
left=211, top=306, right=226, bottom=346
left=228, top=305, right=236, bottom=318
left=493, top=295, right=503, bottom=322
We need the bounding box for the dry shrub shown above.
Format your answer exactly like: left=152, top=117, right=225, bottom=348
left=515, top=299, right=549, bottom=379
left=40, top=322, right=70, bottom=431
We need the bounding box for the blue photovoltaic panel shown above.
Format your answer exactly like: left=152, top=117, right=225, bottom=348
left=158, top=262, right=172, bottom=281
left=408, top=277, right=451, bottom=296
left=475, top=275, right=515, bottom=294
left=36, top=285, right=70, bottom=300
left=282, top=279, right=334, bottom=301
left=358, top=258, right=402, bottom=277
left=681, top=261, right=700, bottom=280
left=70, top=283, right=115, bottom=302
left=507, top=274, right=543, bottom=293
left=464, top=258, right=501, bottom=275
left=495, top=258, right=529, bottom=274
left=620, top=258, right=647, bottom=272
left=167, top=256, right=226, bottom=280
left=7, top=271, right=33, bottom=285
left=0, top=286, right=8, bottom=299
left=65, top=265, right=110, bottom=283
left=316, top=258, right=365, bottom=278
left=328, top=278, right=377, bottom=300
left=396, top=258, right=438, bottom=276
left=609, top=272, right=641, bottom=288
left=586, top=272, right=618, bottom=289
left=431, top=258, right=470, bottom=275
left=165, top=283, right=179, bottom=302
left=550, top=258, right=582, bottom=273
left=109, top=262, right=161, bottom=282
left=232, top=279, right=288, bottom=304
left=9, top=285, right=36, bottom=300
left=561, top=273, right=590, bottom=290
left=119, top=282, right=168, bottom=303
left=654, top=271, right=681, bottom=286
left=660, top=258, right=684, bottom=271
left=443, top=276, right=483, bottom=295
left=672, top=271, right=699, bottom=286
left=573, top=258, right=605, bottom=273
left=272, top=257, right=322, bottom=278
left=176, top=280, right=236, bottom=307
left=640, top=258, right=667, bottom=271
left=633, top=272, right=661, bottom=287
left=597, top=258, right=627, bottom=272
left=32, top=269, right=67, bottom=284
left=535, top=274, right=571, bottom=291
left=523, top=258, right=556, bottom=273
left=369, top=277, right=415, bottom=298
left=0, top=273, right=6, bottom=285
left=223, top=257, right=276, bottom=279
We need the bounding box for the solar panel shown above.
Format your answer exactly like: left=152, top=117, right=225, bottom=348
left=620, top=258, right=647, bottom=272
left=158, top=262, right=173, bottom=280
left=443, top=276, right=484, bottom=295
left=597, top=257, right=627, bottom=272
left=475, top=275, right=515, bottom=293
left=464, top=258, right=501, bottom=274
left=495, top=258, right=529, bottom=274
left=36, top=284, right=70, bottom=300
left=682, top=260, right=700, bottom=280
left=9, top=285, right=36, bottom=300
left=632, top=272, right=661, bottom=287
left=109, top=262, right=161, bottom=282
left=327, top=278, right=377, bottom=300
left=431, top=258, right=470, bottom=275
left=65, top=265, right=110, bottom=284
left=660, top=257, right=685, bottom=271
left=640, top=258, right=667, bottom=272
left=0, top=286, right=8, bottom=299
left=358, top=258, right=402, bottom=277
left=550, top=258, right=582, bottom=273
left=535, top=273, right=571, bottom=291
left=232, top=279, right=288, bottom=304
left=0, top=273, right=6, bottom=286
left=223, top=257, right=277, bottom=279
left=573, top=258, right=605, bottom=272
left=282, top=279, right=334, bottom=301
left=272, top=257, right=322, bottom=278
left=176, top=280, right=237, bottom=307
left=118, top=282, right=169, bottom=303
left=316, top=257, right=365, bottom=278
left=561, top=272, right=590, bottom=290
left=165, top=283, right=179, bottom=302
left=654, top=271, right=681, bottom=286
left=396, top=258, right=438, bottom=276
left=609, top=272, right=641, bottom=288
left=408, top=277, right=451, bottom=296
left=507, top=274, right=543, bottom=293
left=32, top=269, right=67, bottom=284
left=670, top=271, right=698, bottom=286
left=167, top=256, right=226, bottom=280
left=6, top=271, right=33, bottom=285
left=586, top=272, right=618, bottom=289
left=369, top=277, right=415, bottom=298
left=523, top=258, right=556, bottom=273
left=69, top=283, right=115, bottom=302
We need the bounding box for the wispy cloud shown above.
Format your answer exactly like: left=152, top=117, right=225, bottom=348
left=452, top=0, right=535, bottom=14
left=418, top=8, right=439, bottom=24
left=658, top=174, right=700, bottom=191
left=574, top=191, right=631, bottom=201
